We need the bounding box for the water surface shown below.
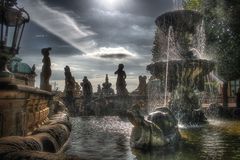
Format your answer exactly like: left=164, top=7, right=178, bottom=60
left=66, top=117, right=240, bottom=160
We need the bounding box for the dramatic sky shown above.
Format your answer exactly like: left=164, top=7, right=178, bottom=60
left=19, top=0, right=181, bottom=91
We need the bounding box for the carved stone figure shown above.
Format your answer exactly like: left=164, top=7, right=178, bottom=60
left=97, top=84, right=102, bottom=95
left=40, top=47, right=52, bottom=92
left=132, top=75, right=147, bottom=96
left=64, top=65, right=75, bottom=97
left=31, top=64, right=36, bottom=74
left=80, top=76, right=93, bottom=115
left=127, top=104, right=180, bottom=149
left=81, top=76, right=93, bottom=100
left=114, top=64, right=128, bottom=96
left=102, top=74, right=114, bottom=96
left=64, top=65, right=79, bottom=116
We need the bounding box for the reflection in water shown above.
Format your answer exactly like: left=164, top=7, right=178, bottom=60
left=66, top=117, right=240, bottom=160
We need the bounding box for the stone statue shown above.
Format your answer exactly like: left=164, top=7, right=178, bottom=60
left=102, top=74, right=114, bottom=96
left=64, top=65, right=79, bottom=116
left=81, top=76, right=93, bottom=99
left=97, top=84, right=102, bottom=95
left=127, top=103, right=180, bottom=149
left=133, top=75, right=147, bottom=96
left=40, top=47, right=52, bottom=91
left=31, top=64, right=36, bottom=74
left=64, top=65, right=75, bottom=97
left=114, top=64, right=128, bottom=96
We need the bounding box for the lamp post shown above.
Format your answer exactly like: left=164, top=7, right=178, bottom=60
left=0, top=0, right=29, bottom=81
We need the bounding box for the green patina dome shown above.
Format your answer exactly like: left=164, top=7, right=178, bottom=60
left=10, top=57, right=33, bottom=74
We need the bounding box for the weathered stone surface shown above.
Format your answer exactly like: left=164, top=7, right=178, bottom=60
left=0, top=84, right=51, bottom=137
left=0, top=110, right=71, bottom=160
left=128, top=104, right=180, bottom=149
left=155, top=10, right=202, bottom=34
left=0, top=137, right=42, bottom=155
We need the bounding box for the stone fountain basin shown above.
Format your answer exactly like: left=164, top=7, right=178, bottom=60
left=155, top=10, right=203, bottom=34
left=147, top=59, right=215, bottom=80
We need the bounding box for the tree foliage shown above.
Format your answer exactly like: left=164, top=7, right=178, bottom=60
left=184, top=0, right=240, bottom=81
left=183, top=0, right=202, bottom=11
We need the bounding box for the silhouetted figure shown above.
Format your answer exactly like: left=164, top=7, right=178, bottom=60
left=64, top=65, right=79, bottom=115
left=133, top=75, right=147, bottom=96
left=31, top=64, right=36, bottom=74
left=40, top=47, right=52, bottom=91
left=80, top=76, right=93, bottom=115
left=236, top=87, right=240, bottom=108
left=97, top=84, right=102, bottom=95
left=102, top=74, right=114, bottom=96
left=81, top=76, right=93, bottom=100
left=115, top=64, right=128, bottom=96
left=64, top=65, right=75, bottom=97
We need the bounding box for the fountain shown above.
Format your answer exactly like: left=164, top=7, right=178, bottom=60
left=147, top=10, right=215, bottom=125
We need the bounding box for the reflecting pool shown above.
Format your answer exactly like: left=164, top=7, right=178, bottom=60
left=66, top=117, right=240, bottom=160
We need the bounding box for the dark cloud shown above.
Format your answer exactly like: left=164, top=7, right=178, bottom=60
left=99, top=53, right=130, bottom=59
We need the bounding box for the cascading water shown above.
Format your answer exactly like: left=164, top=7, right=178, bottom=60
left=195, top=20, right=206, bottom=57
left=163, top=26, right=182, bottom=106
left=147, top=10, right=215, bottom=125
left=148, top=24, right=181, bottom=111
left=172, top=0, right=183, bottom=10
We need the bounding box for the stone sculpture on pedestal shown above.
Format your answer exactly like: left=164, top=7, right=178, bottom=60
left=81, top=76, right=93, bottom=100
left=64, top=65, right=78, bottom=116
left=40, top=47, right=52, bottom=92
left=132, top=75, right=147, bottom=96
left=102, top=74, right=114, bottom=96
left=114, top=64, right=128, bottom=96
left=80, top=76, right=93, bottom=115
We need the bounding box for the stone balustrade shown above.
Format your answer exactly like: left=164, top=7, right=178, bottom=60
left=0, top=84, right=52, bottom=137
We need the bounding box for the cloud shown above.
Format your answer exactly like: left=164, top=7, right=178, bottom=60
left=19, top=0, right=173, bottom=92
left=99, top=53, right=129, bottom=59
left=86, top=47, right=138, bottom=60
left=21, top=0, right=96, bottom=53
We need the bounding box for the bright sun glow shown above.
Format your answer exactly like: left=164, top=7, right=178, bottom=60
left=100, top=0, right=119, bottom=9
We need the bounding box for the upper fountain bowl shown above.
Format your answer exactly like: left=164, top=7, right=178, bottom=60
left=155, top=10, right=203, bottom=34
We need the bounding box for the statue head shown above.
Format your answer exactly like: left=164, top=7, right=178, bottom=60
left=41, top=47, right=52, bottom=56
left=138, top=75, right=142, bottom=81
left=118, top=64, right=124, bottom=70
left=83, top=76, right=88, bottom=82
left=64, top=65, right=70, bottom=72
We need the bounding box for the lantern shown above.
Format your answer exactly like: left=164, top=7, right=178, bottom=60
left=0, top=0, right=29, bottom=78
